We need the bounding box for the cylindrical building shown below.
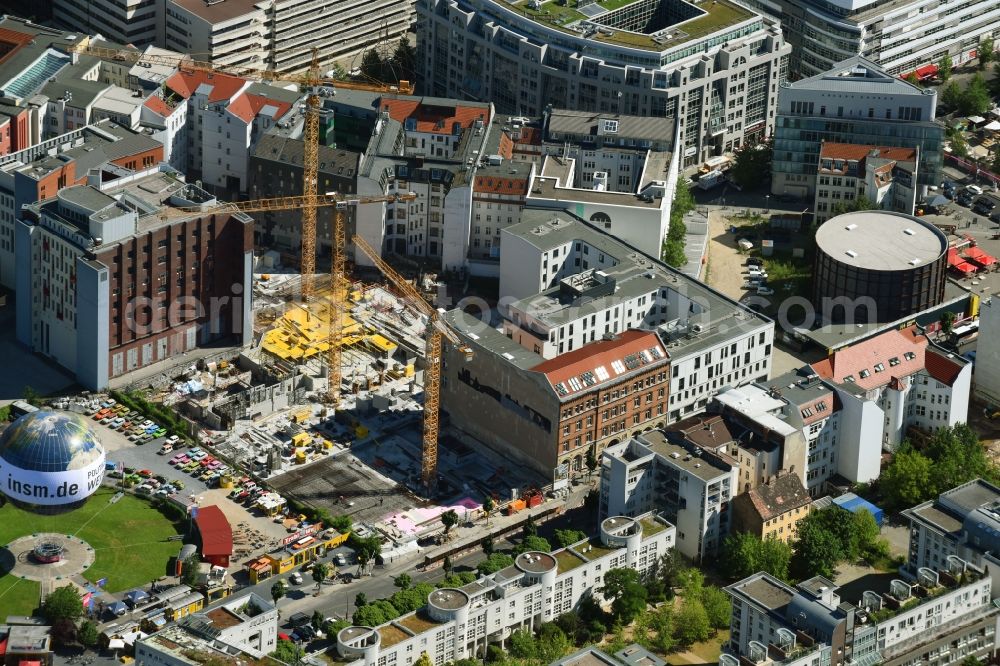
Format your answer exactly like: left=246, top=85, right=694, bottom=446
left=813, top=211, right=948, bottom=324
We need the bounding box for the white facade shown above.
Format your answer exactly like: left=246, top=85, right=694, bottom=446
left=335, top=514, right=674, bottom=666
left=975, top=298, right=1000, bottom=403
left=162, top=0, right=268, bottom=73
left=600, top=434, right=736, bottom=561
left=140, top=97, right=187, bottom=172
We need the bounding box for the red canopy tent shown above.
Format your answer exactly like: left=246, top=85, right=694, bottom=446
left=914, top=63, right=938, bottom=80
left=948, top=248, right=978, bottom=274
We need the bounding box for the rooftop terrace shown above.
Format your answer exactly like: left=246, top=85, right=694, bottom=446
left=494, top=0, right=756, bottom=52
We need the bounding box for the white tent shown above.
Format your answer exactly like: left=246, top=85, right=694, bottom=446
left=985, top=120, right=1000, bottom=132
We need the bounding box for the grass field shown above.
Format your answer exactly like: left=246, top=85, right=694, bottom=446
left=0, top=575, right=40, bottom=617
left=0, top=487, right=186, bottom=615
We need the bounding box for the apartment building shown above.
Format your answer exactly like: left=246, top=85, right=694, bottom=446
left=14, top=168, right=253, bottom=390
left=0, top=120, right=165, bottom=290
left=713, top=370, right=839, bottom=495
left=903, top=479, right=1000, bottom=591
left=730, top=471, right=812, bottom=543
left=136, top=592, right=278, bottom=665
left=157, top=0, right=414, bottom=76
left=725, top=568, right=997, bottom=666
left=333, top=513, right=675, bottom=666
left=810, top=324, right=971, bottom=464
left=600, top=431, right=737, bottom=561
left=417, top=0, right=791, bottom=167
left=53, top=0, right=158, bottom=46
left=201, top=83, right=300, bottom=196
left=813, top=143, right=919, bottom=223
left=740, top=0, right=1000, bottom=78
left=772, top=57, right=942, bottom=199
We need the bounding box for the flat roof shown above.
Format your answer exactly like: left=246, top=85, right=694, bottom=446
left=910, top=504, right=963, bottom=534
left=530, top=174, right=664, bottom=208
left=637, top=431, right=732, bottom=481
left=815, top=210, right=947, bottom=270
left=428, top=589, right=469, bottom=610
left=168, top=0, right=262, bottom=23
left=490, top=0, right=759, bottom=53
left=730, top=574, right=795, bottom=612
left=546, top=109, right=675, bottom=143
left=515, top=551, right=557, bottom=573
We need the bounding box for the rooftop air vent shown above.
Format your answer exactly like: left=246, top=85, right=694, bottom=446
left=904, top=228, right=915, bottom=235
left=845, top=223, right=857, bottom=231
left=846, top=250, right=858, bottom=258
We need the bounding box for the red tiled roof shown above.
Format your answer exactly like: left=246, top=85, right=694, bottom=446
left=819, top=142, right=917, bottom=163
left=143, top=95, right=174, bottom=117
left=474, top=175, right=529, bottom=195
left=165, top=69, right=246, bottom=103
left=532, top=330, right=667, bottom=397
left=925, top=349, right=965, bottom=387
left=227, top=91, right=294, bottom=124
left=746, top=473, right=811, bottom=521
left=811, top=326, right=927, bottom=390
left=380, top=98, right=488, bottom=135
left=195, top=505, right=232, bottom=558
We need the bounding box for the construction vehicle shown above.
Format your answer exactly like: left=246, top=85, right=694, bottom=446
left=73, top=42, right=413, bottom=405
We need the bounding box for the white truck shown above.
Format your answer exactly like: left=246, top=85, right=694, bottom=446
left=697, top=169, right=726, bottom=190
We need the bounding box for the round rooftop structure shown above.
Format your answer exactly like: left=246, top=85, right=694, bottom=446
left=427, top=588, right=470, bottom=622
left=813, top=211, right=948, bottom=324
left=0, top=411, right=106, bottom=513
left=515, top=551, right=557, bottom=575
left=601, top=515, right=642, bottom=549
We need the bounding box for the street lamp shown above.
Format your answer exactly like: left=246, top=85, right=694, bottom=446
left=764, top=194, right=770, bottom=213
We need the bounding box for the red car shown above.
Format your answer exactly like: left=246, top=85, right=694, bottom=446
left=138, top=469, right=153, bottom=478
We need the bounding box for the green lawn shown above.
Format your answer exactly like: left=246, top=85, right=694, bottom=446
left=0, top=488, right=185, bottom=595
left=0, top=575, right=41, bottom=617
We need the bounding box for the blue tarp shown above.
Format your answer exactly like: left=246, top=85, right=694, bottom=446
left=124, top=589, right=149, bottom=606
left=833, top=492, right=884, bottom=526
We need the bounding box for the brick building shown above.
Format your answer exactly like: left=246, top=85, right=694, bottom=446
left=15, top=168, right=253, bottom=389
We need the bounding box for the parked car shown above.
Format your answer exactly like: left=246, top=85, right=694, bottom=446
left=966, top=184, right=984, bottom=196
left=289, top=572, right=303, bottom=585
left=756, top=287, right=775, bottom=296
left=335, top=553, right=347, bottom=566
left=746, top=257, right=764, bottom=267
left=957, top=193, right=975, bottom=207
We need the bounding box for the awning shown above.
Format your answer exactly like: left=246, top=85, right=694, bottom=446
left=966, top=246, right=996, bottom=266
left=985, top=120, right=1000, bottom=131
left=915, top=63, right=938, bottom=79
left=19, top=660, right=41, bottom=666
left=968, top=115, right=986, bottom=124
left=107, top=639, right=126, bottom=650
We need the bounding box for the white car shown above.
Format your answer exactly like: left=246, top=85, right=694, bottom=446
left=756, top=287, right=775, bottom=296
left=966, top=184, right=984, bottom=196
left=290, top=572, right=303, bottom=585
left=166, top=435, right=181, bottom=446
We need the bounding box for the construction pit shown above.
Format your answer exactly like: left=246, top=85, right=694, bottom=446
left=205, top=267, right=546, bottom=554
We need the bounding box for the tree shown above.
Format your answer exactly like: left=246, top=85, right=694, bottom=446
left=272, top=639, right=304, bottom=664
left=612, top=581, right=648, bottom=623
left=355, top=592, right=368, bottom=607
left=662, top=239, right=687, bottom=268
left=180, top=552, right=201, bottom=587
left=22, top=385, right=41, bottom=406
left=329, top=515, right=352, bottom=533
left=482, top=496, right=495, bottom=525
left=523, top=513, right=538, bottom=538
left=939, top=54, right=953, bottom=81
left=979, top=37, right=995, bottom=69
left=441, top=509, right=459, bottom=537
left=905, top=72, right=921, bottom=86
left=700, top=586, right=732, bottom=630
left=43, top=585, right=83, bottom=623
left=961, top=657, right=982, bottom=666
left=585, top=446, right=599, bottom=478
left=942, top=81, right=963, bottom=110
left=601, top=568, right=642, bottom=604
left=516, top=535, right=552, bottom=554
left=793, top=514, right=843, bottom=579
left=554, top=529, right=588, bottom=548
left=391, top=36, right=417, bottom=81
left=50, top=619, right=77, bottom=647
left=481, top=534, right=495, bottom=556
left=537, top=623, right=572, bottom=662
left=395, top=573, right=412, bottom=590
left=360, top=49, right=384, bottom=81
left=312, top=562, right=330, bottom=590
left=311, top=610, right=326, bottom=631
left=78, top=620, right=99, bottom=648
left=722, top=532, right=791, bottom=582
left=849, top=509, right=882, bottom=560
left=477, top=552, right=515, bottom=575
left=941, top=310, right=957, bottom=334
left=414, top=653, right=434, bottom=666
left=881, top=444, right=934, bottom=510
left=656, top=549, right=688, bottom=597
left=960, top=74, right=991, bottom=116
left=509, top=630, right=538, bottom=659
left=674, top=598, right=711, bottom=645
left=271, top=580, right=287, bottom=606
left=730, top=139, right=773, bottom=189
left=443, top=556, right=453, bottom=575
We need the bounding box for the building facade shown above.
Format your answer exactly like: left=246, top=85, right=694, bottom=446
left=53, top=0, right=158, bottom=46
left=416, top=0, right=791, bottom=168
left=772, top=57, right=942, bottom=199
left=15, top=169, right=253, bottom=389
left=730, top=471, right=812, bottom=543
left=813, top=143, right=919, bottom=223
left=334, top=514, right=674, bottom=666
left=740, top=0, right=1000, bottom=78
left=600, top=431, right=737, bottom=561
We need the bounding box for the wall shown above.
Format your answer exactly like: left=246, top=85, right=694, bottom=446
left=834, top=390, right=883, bottom=483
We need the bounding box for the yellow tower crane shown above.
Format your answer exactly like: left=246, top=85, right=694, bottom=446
left=75, top=41, right=415, bottom=405
left=164, top=192, right=466, bottom=492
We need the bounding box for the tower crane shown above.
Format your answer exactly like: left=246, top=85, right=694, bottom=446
left=164, top=191, right=464, bottom=492
left=75, top=41, right=414, bottom=405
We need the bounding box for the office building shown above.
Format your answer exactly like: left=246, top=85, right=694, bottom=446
left=441, top=209, right=773, bottom=479
left=52, top=0, right=158, bottom=46
left=730, top=471, right=812, bottom=543
left=772, top=57, right=942, bottom=198
left=810, top=325, right=971, bottom=472
left=135, top=592, right=278, bottom=665
left=725, top=568, right=997, bottom=666
left=333, top=513, right=674, bottom=666
left=15, top=168, right=253, bottom=390
left=739, top=0, right=1000, bottom=78
left=156, top=0, right=413, bottom=76
left=417, top=0, right=791, bottom=168
left=972, top=297, right=1000, bottom=404
left=903, top=479, right=1000, bottom=590
left=813, top=143, right=919, bottom=223
left=0, top=120, right=165, bottom=290
left=600, top=431, right=737, bottom=561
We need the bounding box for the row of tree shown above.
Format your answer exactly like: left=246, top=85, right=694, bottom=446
left=721, top=505, right=887, bottom=582
left=880, top=424, right=1000, bottom=511
left=663, top=181, right=694, bottom=267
